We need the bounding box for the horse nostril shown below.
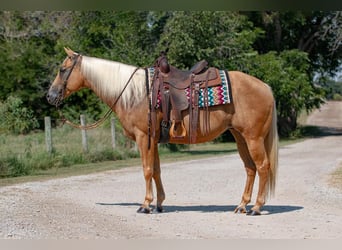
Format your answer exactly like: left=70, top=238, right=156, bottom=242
left=46, top=91, right=53, bottom=101
left=47, top=90, right=57, bottom=104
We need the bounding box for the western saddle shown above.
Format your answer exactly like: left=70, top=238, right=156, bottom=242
left=151, top=51, right=221, bottom=144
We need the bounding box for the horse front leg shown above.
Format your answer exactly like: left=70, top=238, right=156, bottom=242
left=136, top=136, right=154, bottom=214
left=152, top=144, right=165, bottom=212
left=136, top=135, right=165, bottom=214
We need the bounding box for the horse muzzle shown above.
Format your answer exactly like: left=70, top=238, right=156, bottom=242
left=46, top=85, right=64, bottom=107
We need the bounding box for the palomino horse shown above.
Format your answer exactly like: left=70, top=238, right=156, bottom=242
left=47, top=48, right=278, bottom=216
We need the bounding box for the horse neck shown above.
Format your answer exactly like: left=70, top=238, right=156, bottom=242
left=80, top=56, right=147, bottom=111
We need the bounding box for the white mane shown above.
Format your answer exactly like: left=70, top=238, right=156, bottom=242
left=80, top=56, right=146, bottom=109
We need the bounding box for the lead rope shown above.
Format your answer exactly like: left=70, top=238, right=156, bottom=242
left=58, top=67, right=142, bottom=130
left=144, top=67, right=152, bottom=150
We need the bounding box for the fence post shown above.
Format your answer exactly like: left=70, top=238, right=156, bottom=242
left=80, top=114, right=88, bottom=153
left=44, top=116, right=53, bottom=154
left=111, top=117, right=116, bottom=149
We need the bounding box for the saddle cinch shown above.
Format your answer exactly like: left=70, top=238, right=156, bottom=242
left=151, top=53, right=222, bottom=144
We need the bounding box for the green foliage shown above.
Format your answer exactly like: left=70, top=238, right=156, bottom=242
left=157, top=11, right=263, bottom=70
left=318, top=77, right=342, bottom=100
left=245, top=49, right=325, bottom=136
left=0, top=155, right=31, bottom=177
left=243, top=11, right=342, bottom=75
left=57, top=11, right=164, bottom=65
left=0, top=125, right=140, bottom=178
left=332, top=94, right=342, bottom=101
left=0, top=148, right=140, bottom=178
left=0, top=11, right=68, bottom=129
left=0, top=96, right=39, bottom=134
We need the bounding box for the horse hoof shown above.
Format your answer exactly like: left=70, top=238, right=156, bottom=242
left=155, top=206, right=164, bottom=213
left=137, top=207, right=151, bottom=214
left=234, top=207, right=247, bottom=214
left=246, top=210, right=261, bottom=216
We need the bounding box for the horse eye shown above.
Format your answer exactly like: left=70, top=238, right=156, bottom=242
left=59, top=67, right=66, bottom=73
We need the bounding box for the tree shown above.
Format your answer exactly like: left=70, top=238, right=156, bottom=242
left=241, top=11, right=342, bottom=135
left=157, top=11, right=263, bottom=70
left=58, top=11, right=168, bottom=66
left=243, top=11, right=342, bottom=77
left=0, top=11, right=73, bottom=128
left=245, top=50, right=325, bottom=136
left=320, top=77, right=342, bottom=100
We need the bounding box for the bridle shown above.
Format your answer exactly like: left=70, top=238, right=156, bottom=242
left=57, top=53, right=142, bottom=130
left=60, top=53, right=81, bottom=90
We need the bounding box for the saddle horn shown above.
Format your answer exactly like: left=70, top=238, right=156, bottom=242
left=156, top=49, right=170, bottom=73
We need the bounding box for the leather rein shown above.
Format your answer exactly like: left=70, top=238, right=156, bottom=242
left=58, top=54, right=142, bottom=130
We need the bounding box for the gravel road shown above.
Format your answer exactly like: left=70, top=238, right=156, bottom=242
left=0, top=101, right=341, bottom=239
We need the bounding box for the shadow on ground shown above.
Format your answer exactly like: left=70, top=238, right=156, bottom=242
left=300, top=125, right=342, bottom=137
left=96, top=202, right=303, bottom=215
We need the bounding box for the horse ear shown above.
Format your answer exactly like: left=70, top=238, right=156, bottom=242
left=64, top=47, right=75, bottom=57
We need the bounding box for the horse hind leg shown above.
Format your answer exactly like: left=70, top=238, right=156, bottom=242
left=244, top=137, right=270, bottom=216
left=230, top=129, right=257, bottom=214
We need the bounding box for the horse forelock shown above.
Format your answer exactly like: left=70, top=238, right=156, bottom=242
left=80, top=56, right=146, bottom=109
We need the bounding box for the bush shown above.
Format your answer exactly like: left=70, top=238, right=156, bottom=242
left=245, top=50, right=325, bottom=137
left=0, top=96, right=39, bottom=134
left=332, top=93, right=342, bottom=101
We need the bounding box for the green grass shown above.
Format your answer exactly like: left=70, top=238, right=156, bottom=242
left=0, top=124, right=139, bottom=178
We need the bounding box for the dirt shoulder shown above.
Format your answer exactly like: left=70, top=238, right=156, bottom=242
left=0, top=101, right=341, bottom=239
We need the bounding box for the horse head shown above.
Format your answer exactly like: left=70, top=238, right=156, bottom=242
left=47, top=47, right=84, bottom=107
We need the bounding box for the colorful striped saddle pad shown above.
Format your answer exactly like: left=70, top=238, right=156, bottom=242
left=148, top=68, right=232, bottom=108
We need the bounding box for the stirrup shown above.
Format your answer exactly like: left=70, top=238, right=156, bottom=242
left=169, top=120, right=186, bottom=139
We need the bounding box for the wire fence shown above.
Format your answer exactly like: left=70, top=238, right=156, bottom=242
left=44, top=116, right=137, bottom=154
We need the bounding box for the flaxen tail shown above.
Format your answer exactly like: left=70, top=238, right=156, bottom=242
left=265, top=101, right=279, bottom=198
